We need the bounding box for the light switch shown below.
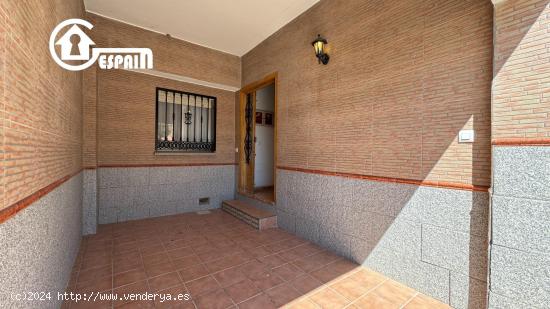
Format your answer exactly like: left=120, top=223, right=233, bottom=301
left=459, top=130, right=475, bottom=143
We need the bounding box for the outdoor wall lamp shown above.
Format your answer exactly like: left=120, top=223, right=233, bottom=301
left=312, top=34, right=329, bottom=65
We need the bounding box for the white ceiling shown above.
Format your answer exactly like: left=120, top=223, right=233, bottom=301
left=84, top=0, right=320, bottom=56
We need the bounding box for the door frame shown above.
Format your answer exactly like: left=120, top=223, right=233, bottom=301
left=238, top=72, right=278, bottom=201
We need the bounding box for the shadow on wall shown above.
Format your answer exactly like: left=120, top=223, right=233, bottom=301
left=281, top=2, right=550, bottom=307
left=492, top=0, right=549, bottom=77
left=278, top=109, right=490, bottom=308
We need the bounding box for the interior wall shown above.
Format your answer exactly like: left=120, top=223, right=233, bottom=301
left=0, top=1, right=85, bottom=307
left=83, top=14, right=241, bottom=224
left=254, top=84, right=275, bottom=188
left=490, top=0, right=550, bottom=308
left=242, top=0, right=493, bottom=307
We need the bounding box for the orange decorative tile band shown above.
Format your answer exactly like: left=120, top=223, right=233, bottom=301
left=492, top=138, right=550, bottom=146
left=0, top=170, right=82, bottom=225
left=277, top=166, right=490, bottom=192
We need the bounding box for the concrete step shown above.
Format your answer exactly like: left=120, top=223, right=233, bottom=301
left=222, top=200, right=277, bottom=230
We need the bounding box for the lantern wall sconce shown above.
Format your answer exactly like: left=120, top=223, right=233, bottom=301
left=312, top=34, right=329, bottom=65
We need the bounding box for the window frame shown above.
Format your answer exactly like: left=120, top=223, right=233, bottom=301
left=154, top=87, right=217, bottom=153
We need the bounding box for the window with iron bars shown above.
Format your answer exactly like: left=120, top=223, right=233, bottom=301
left=155, top=88, right=216, bottom=152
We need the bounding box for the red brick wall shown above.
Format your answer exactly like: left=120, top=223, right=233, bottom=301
left=84, top=14, right=240, bottom=167
left=96, top=69, right=236, bottom=166
left=0, top=1, right=84, bottom=211
left=493, top=0, right=550, bottom=141
left=242, top=0, right=493, bottom=187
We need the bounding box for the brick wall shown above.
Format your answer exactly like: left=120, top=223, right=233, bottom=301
left=242, top=0, right=493, bottom=187
left=0, top=0, right=84, bottom=211
left=84, top=14, right=240, bottom=167
left=82, top=68, right=97, bottom=168
left=493, top=0, right=550, bottom=140
left=95, top=69, right=236, bottom=166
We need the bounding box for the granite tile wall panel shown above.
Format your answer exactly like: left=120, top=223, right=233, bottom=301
left=82, top=169, right=97, bottom=235
left=0, top=173, right=82, bottom=308
left=493, top=147, right=550, bottom=200
left=492, top=196, right=550, bottom=254
left=489, top=146, right=550, bottom=309
left=277, top=169, right=489, bottom=308
left=488, top=292, right=536, bottom=309
left=490, top=245, right=550, bottom=308
left=421, top=224, right=488, bottom=280
left=97, top=166, right=235, bottom=223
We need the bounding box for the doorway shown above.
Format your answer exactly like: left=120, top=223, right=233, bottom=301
left=239, top=73, right=277, bottom=204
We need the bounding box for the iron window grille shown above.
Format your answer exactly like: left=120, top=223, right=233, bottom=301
left=155, top=87, right=216, bottom=152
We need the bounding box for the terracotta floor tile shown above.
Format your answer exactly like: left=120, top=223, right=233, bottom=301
left=164, top=239, right=189, bottom=251
left=186, top=275, right=221, bottom=298
left=309, top=287, right=350, bottom=309
left=224, top=278, right=261, bottom=304
left=371, top=280, right=416, bottom=307
left=284, top=297, right=318, bottom=309
left=172, top=254, right=202, bottom=270
left=167, top=246, right=195, bottom=260
left=179, top=264, right=210, bottom=282
left=264, top=282, right=302, bottom=307
left=192, top=243, right=216, bottom=254
left=195, top=289, right=234, bottom=309
left=237, top=260, right=270, bottom=280
left=80, top=255, right=112, bottom=271
left=148, top=271, right=182, bottom=292
left=154, top=285, right=193, bottom=308
left=212, top=266, right=246, bottom=287
left=77, top=265, right=112, bottom=284
left=139, top=244, right=165, bottom=257
left=258, top=254, right=287, bottom=268
left=245, top=246, right=272, bottom=258
left=330, top=276, right=371, bottom=301
left=238, top=293, right=277, bottom=309
left=289, top=274, right=324, bottom=295
left=292, top=255, right=328, bottom=273
left=75, top=275, right=112, bottom=294
left=273, top=263, right=305, bottom=282
left=310, top=260, right=357, bottom=283
left=352, top=293, right=396, bottom=309
left=114, top=268, right=148, bottom=288
left=197, top=248, right=222, bottom=263
left=144, top=261, right=176, bottom=278
left=113, top=280, right=149, bottom=307
left=142, top=252, right=170, bottom=267
left=250, top=271, right=284, bottom=291
left=404, top=294, right=451, bottom=309
left=348, top=268, right=386, bottom=290
left=69, top=212, right=449, bottom=309
left=114, top=259, right=143, bottom=275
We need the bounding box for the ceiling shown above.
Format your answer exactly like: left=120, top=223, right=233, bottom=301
left=84, top=0, right=320, bottom=56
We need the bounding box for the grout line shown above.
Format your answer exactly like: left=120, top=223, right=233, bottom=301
left=400, top=292, right=419, bottom=309
left=345, top=278, right=389, bottom=308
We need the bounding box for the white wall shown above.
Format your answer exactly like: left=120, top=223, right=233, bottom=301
left=254, top=83, right=275, bottom=188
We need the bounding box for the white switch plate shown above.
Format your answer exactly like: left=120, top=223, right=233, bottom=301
left=459, top=130, right=475, bottom=143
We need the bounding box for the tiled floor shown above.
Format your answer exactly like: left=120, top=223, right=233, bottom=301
left=253, top=186, right=275, bottom=203
left=64, top=210, right=450, bottom=309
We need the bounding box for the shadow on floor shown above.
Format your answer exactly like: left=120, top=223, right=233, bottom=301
left=64, top=210, right=450, bottom=309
